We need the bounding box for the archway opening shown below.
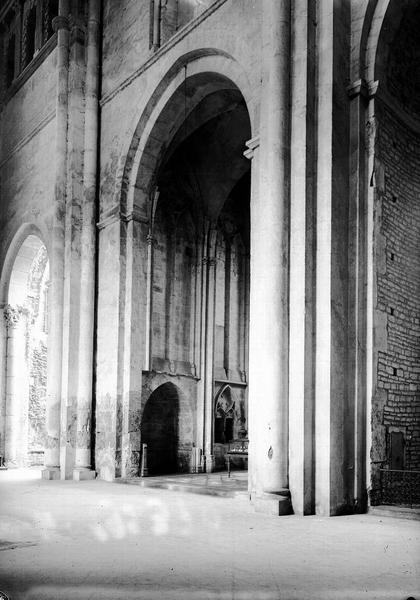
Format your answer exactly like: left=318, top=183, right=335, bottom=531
left=370, top=0, right=420, bottom=505
left=140, top=75, right=251, bottom=473
left=3, top=234, right=49, bottom=468
left=141, top=383, right=181, bottom=475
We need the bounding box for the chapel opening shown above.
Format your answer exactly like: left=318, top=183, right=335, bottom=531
left=141, top=383, right=181, bottom=475
left=138, top=73, right=251, bottom=474
left=370, top=0, right=420, bottom=506
left=3, top=235, right=49, bottom=468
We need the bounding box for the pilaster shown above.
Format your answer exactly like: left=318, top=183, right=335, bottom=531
left=43, top=2, right=70, bottom=480
left=195, top=225, right=207, bottom=463
left=73, top=0, right=101, bottom=482
left=288, top=0, right=316, bottom=516
left=204, top=224, right=217, bottom=473
left=120, top=214, right=149, bottom=479
left=314, top=0, right=353, bottom=515
left=58, top=2, right=86, bottom=480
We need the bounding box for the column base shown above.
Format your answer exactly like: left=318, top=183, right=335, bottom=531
left=73, top=468, right=96, bottom=481
left=251, top=490, right=292, bottom=516
left=205, top=454, right=215, bottom=473
left=42, top=467, right=60, bottom=480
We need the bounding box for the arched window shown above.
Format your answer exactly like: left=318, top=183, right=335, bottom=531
left=214, top=387, right=235, bottom=444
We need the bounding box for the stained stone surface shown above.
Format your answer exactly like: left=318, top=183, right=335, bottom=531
left=0, top=471, right=419, bottom=600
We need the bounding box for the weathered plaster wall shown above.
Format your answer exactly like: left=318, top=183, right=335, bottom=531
left=152, top=205, right=196, bottom=374
left=0, top=48, right=57, bottom=258
left=0, top=48, right=57, bottom=163
left=0, top=117, right=56, bottom=253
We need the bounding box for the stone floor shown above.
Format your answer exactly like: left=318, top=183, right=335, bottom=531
left=119, top=470, right=249, bottom=497
left=0, top=469, right=419, bottom=600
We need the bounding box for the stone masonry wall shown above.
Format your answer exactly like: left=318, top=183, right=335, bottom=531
left=28, top=341, right=47, bottom=459
left=373, top=101, right=420, bottom=471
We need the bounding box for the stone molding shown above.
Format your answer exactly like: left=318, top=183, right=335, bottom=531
left=97, top=205, right=148, bottom=230
left=346, top=79, right=377, bottom=100
left=52, top=15, right=69, bottom=32
left=214, top=377, right=247, bottom=387
left=243, top=135, right=260, bottom=160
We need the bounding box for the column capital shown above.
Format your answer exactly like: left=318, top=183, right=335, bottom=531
left=3, top=304, right=27, bottom=328
left=52, top=15, right=69, bottom=32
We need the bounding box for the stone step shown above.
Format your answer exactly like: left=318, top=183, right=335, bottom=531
left=369, top=505, right=420, bottom=521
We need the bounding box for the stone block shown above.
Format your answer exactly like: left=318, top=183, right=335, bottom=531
left=251, top=491, right=292, bottom=516
left=42, top=468, right=60, bottom=480
left=73, top=469, right=96, bottom=481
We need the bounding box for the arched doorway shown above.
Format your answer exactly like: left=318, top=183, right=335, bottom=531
left=141, top=383, right=183, bottom=475
left=2, top=234, right=49, bottom=467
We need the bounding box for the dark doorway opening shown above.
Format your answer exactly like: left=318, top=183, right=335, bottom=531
left=141, top=383, right=180, bottom=475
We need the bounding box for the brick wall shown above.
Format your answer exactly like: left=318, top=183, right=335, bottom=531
left=374, top=101, right=420, bottom=471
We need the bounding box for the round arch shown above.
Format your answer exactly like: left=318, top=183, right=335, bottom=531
left=361, top=0, right=410, bottom=84
left=0, top=223, right=49, bottom=308
left=115, top=49, right=255, bottom=218
left=0, top=226, right=50, bottom=467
